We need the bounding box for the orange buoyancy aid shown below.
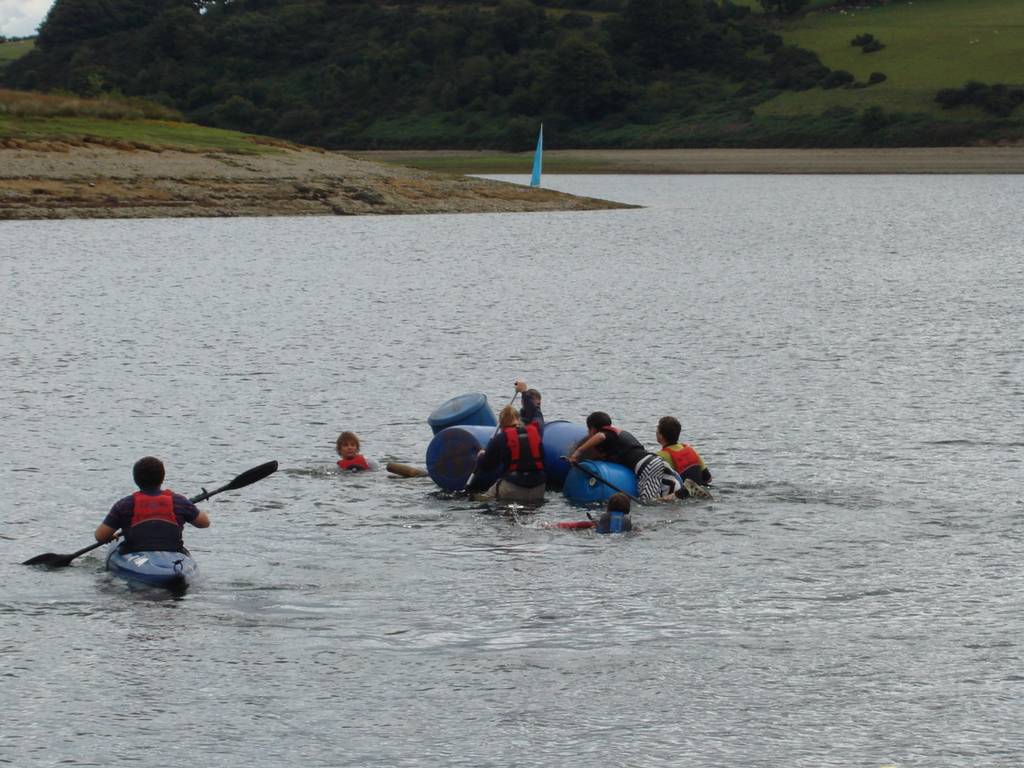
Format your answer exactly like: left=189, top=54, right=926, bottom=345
left=126, top=490, right=184, bottom=552
left=504, top=423, right=544, bottom=473
left=338, top=455, right=370, bottom=471
left=658, top=443, right=704, bottom=475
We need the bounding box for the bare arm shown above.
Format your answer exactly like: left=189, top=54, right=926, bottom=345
left=569, top=432, right=606, bottom=463
left=191, top=510, right=211, bottom=529
left=95, top=523, right=118, bottom=543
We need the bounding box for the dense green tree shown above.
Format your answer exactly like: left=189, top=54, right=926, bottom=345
left=757, top=0, right=811, bottom=17
left=620, top=0, right=708, bottom=69
left=5, top=0, right=851, bottom=149
left=546, top=36, right=619, bottom=119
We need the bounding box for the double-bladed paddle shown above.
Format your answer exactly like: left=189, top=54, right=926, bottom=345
left=22, top=460, right=279, bottom=568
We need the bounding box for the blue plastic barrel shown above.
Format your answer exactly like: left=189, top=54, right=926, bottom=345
left=427, top=393, right=497, bottom=435
left=540, top=420, right=588, bottom=488
left=425, top=425, right=502, bottom=492
left=562, top=460, right=638, bottom=505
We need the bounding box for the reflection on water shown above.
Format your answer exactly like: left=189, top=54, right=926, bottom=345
left=2, top=174, right=1023, bottom=767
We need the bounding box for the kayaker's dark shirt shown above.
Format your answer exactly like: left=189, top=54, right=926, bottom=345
left=103, top=490, right=201, bottom=532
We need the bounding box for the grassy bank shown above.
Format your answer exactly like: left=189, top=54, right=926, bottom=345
left=0, top=89, right=295, bottom=153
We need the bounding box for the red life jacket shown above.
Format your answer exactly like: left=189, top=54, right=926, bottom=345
left=126, top=490, right=183, bottom=553
left=338, top=455, right=370, bottom=471
left=660, top=443, right=702, bottom=474
left=131, top=490, right=178, bottom=527
left=504, top=424, right=543, bottom=473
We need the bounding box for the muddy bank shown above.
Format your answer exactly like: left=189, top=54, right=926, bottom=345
left=0, top=141, right=631, bottom=220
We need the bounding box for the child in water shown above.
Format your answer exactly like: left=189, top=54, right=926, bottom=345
left=336, top=431, right=371, bottom=471
left=551, top=492, right=633, bottom=533
left=596, top=492, right=633, bottom=534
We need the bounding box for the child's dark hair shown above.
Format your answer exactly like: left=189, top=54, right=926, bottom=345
left=586, top=411, right=612, bottom=430
left=657, top=416, right=681, bottom=444
left=133, top=456, right=165, bottom=489
left=336, top=431, right=361, bottom=452
left=606, top=492, right=631, bottom=514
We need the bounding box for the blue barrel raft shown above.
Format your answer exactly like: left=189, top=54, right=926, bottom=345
left=540, top=420, right=588, bottom=489
left=427, top=393, right=497, bottom=435
left=426, top=425, right=502, bottom=492
left=563, top=460, right=638, bottom=505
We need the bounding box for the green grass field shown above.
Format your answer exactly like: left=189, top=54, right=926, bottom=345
left=0, top=88, right=293, bottom=153
left=757, top=0, right=1024, bottom=117
left=0, top=39, right=34, bottom=69
left=0, top=114, right=291, bottom=153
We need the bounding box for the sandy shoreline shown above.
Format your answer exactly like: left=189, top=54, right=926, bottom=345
left=357, top=146, right=1024, bottom=174
left=0, top=141, right=629, bottom=220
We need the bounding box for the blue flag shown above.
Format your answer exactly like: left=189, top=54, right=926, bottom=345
left=530, top=124, right=543, bottom=187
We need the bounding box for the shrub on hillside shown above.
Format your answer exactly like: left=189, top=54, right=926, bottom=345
left=936, top=81, right=1024, bottom=117
left=851, top=33, right=884, bottom=54
left=868, top=72, right=887, bottom=85
left=861, top=105, right=889, bottom=133
left=821, top=70, right=854, bottom=89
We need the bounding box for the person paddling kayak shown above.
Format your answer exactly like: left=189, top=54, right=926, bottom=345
left=94, top=456, right=210, bottom=553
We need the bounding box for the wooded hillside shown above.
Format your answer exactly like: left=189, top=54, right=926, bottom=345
left=4, top=0, right=1021, bottom=149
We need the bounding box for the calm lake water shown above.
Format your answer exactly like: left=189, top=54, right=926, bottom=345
left=2, top=174, right=1022, bottom=767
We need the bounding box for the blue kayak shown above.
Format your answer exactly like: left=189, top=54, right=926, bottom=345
left=106, top=543, right=197, bottom=592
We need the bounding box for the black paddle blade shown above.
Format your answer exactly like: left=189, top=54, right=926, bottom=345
left=225, top=460, right=278, bottom=491
left=22, top=552, right=75, bottom=568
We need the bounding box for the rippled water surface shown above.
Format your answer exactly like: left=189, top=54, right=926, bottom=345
left=2, top=175, right=1022, bottom=767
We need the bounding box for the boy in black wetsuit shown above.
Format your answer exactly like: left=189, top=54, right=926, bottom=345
left=568, top=411, right=680, bottom=502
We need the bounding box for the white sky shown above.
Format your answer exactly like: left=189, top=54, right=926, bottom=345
left=0, top=0, right=54, bottom=38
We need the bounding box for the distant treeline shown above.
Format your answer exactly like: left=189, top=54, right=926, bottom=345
left=0, top=0, right=1007, bottom=148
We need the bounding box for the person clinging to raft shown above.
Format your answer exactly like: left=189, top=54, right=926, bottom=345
left=655, top=416, right=713, bottom=499
left=568, top=411, right=681, bottom=503
left=95, top=456, right=210, bottom=553
left=336, top=431, right=371, bottom=471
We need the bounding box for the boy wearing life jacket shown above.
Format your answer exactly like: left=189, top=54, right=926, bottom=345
left=466, top=404, right=546, bottom=502
left=94, top=456, right=210, bottom=553
left=655, top=416, right=713, bottom=499
left=336, top=431, right=371, bottom=471
left=568, top=411, right=681, bottom=502
left=596, top=492, right=633, bottom=534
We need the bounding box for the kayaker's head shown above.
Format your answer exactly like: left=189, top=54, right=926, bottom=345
left=133, top=456, right=165, bottom=492
left=336, top=431, right=361, bottom=460
left=596, top=493, right=633, bottom=534
left=657, top=416, right=681, bottom=447
left=586, top=411, right=612, bottom=435
left=498, top=405, right=521, bottom=429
